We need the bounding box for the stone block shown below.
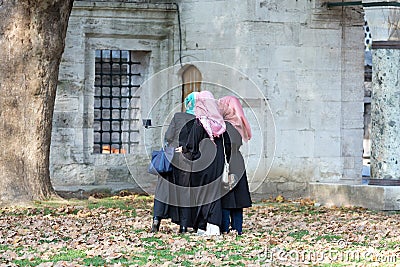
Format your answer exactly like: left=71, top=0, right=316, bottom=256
left=50, top=128, right=76, bottom=144
left=54, top=97, right=80, bottom=113
left=50, top=146, right=72, bottom=165
left=310, top=182, right=400, bottom=210
left=277, top=129, right=315, bottom=158
left=341, top=27, right=364, bottom=49
left=341, top=129, right=364, bottom=157
left=311, top=157, right=342, bottom=181
left=267, top=157, right=315, bottom=183
left=313, top=47, right=342, bottom=70
left=309, top=102, right=341, bottom=131
left=277, top=181, right=298, bottom=192
left=274, top=107, right=310, bottom=132
left=105, top=167, right=131, bottom=183
left=52, top=112, right=82, bottom=128
left=271, top=46, right=304, bottom=71
left=296, top=70, right=341, bottom=102
left=94, top=167, right=109, bottom=185
left=255, top=0, right=310, bottom=23
left=310, top=182, right=356, bottom=207
left=342, top=156, right=355, bottom=170
left=56, top=81, right=84, bottom=96
left=51, top=164, right=95, bottom=186
left=343, top=155, right=362, bottom=171
left=299, top=28, right=341, bottom=48
left=251, top=181, right=278, bottom=201
left=343, top=168, right=363, bottom=181
left=342, top=86, right=364, bottom=103
left=255, top=23, right=301, bottom=46
left=314, top=131, right=341, bottom=157
left=290, top=158, right=319, bottom=182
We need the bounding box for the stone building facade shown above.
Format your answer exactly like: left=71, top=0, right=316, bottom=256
left=51, top=0, right=366, bottom=201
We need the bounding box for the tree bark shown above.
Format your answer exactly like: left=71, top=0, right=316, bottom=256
left=0, top=0, right=74, bottom=204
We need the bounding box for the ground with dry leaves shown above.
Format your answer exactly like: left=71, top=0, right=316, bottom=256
left=0, top=194, right=399, bottom=266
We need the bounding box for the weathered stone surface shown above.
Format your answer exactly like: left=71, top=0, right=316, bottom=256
left=364, top=3, right=400, bottom=41
left=310, top=182, right=400, bottom=210
left=50, top=0, right=365, bottom=199
left=371, top=49, right=400, bottom=179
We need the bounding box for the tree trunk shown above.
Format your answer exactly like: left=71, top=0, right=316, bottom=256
left=0, top=0, right=74, bottom=204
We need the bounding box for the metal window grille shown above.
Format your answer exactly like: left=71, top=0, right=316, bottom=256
left=94, top=50, right=144, bottom=154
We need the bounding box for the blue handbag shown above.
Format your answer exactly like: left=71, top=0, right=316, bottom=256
left=148, top=147, right=174, bottom=175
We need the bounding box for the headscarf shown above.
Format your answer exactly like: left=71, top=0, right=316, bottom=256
left=184, top=92, right=197, bottom=115
left=195, top=91, right=226, bottom=140
left=218, top=96, right=252, bottom=142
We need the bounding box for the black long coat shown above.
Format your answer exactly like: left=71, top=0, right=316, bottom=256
left=153, top=112, right=195, bottom=225
left=221, top=122, right=252, bottom=209
left=184, top=119, right=224, bottom=230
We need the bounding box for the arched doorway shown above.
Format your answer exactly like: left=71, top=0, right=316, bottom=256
left=181, top=65, right=202, bottom=111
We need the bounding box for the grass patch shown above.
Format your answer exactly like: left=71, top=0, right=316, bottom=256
left=378, top=240, right=399, bottom=250
left=315, top=234, right=343, bottom=242
left=82, top=256, right=107, bottom=266
left=351, top=240, right=370, bottom=247
left=180, top=260, right=193, bottom=267
left=82, top=256, right=132, bottom=266
left=153, top=249, right=175, bottom=262
left=132, top=228, right=146, bottom=234
left=12, top=259, right=48, bottom=267
left=228, top=253, right=246, bottom=262
left=129, top=254, right=150, bottom=265
left=86, top=198, right=135, bottom=211
left=141, top=236, right=166, bottom=246
left=288, top=230, right=309, bottom=241
left=0, top=244, right=10, bottom=251
left=50, top=249, right=86, bottom=261
left=177, top=248, right=196, bottom=256
left=318, top=264, right=348, bottom=267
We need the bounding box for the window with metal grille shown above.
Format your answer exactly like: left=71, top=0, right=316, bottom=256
left=94, top=50, right=148, bottom=154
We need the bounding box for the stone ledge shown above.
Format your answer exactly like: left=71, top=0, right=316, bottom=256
left=53, top=182, right=148, bottom=199
left=309, top=182, right=400, bottom=211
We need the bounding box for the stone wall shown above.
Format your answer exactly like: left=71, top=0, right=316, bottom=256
left=51, top=1, right=178, bottom=193
left=51, top=0, right=365, bottom=199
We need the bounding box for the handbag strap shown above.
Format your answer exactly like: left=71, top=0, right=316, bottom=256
left=222, top=135, right=228, bottom=165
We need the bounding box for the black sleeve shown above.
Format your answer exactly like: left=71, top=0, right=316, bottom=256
left=164, top=114, right=177, bottom=145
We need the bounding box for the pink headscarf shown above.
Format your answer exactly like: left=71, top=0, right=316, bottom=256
left=195, top=91, right=226, bottom=140
left=218, top=96, right=252, bottom=142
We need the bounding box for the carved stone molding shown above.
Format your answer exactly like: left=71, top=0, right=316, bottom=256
left=363, top=1, right=400, bottom=41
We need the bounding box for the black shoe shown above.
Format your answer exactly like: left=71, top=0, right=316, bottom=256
left=179, top=226, right=187, bottom=234
left=151, top=219, right=160, bottom=233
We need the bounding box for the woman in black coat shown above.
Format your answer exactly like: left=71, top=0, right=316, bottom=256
left=184, top=120, right=225, bottom=232
left=179, top=90, right=227, bottom=235
left=218, top=96, right=252, bottom=235
left=151, top=93, right=196, bottom=233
